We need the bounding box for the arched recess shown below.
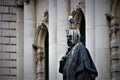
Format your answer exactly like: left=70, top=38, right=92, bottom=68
left=33, top=22, right=49, bottom=80
left=71, top=8, right=86, bottom=45
left=106, top=0, right=120, bottom=80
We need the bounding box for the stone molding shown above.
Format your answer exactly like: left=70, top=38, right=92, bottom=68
left=106, top=0, right=120, bottom=80
left=33, top=22, right=48, bottom=80
left=70, top=1, right=85, bottom=28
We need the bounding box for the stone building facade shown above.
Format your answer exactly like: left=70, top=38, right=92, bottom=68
left=0, top=0, right=120, bottom=80
left=0, top=0, right=17, bottom=80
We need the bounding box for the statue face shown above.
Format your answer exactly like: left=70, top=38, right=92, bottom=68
left=67, top=34, right=75, bottom=46
left=66, top=28, right=81, bottom=47
left=66, top=29, right=76, bottom=47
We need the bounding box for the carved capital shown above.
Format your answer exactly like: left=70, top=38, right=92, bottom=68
left=111, top=17, right=119, bottom=27
left=105, top=13, right=113, bottom=22
left=105, top=13, right=119, bottom=26
left=106, top=14, right=119, bottom=34
left=110, top=27, right=119, bottom=33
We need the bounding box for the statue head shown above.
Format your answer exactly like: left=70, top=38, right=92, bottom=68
left=66, top=28, right=81, bottom=47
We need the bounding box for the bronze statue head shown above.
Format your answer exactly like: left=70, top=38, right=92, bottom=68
left=66, top=28, right=81, bottom=47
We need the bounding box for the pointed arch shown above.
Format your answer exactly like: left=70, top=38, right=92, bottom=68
left=33, top=22, right=49, bottom=80
left=71, top=8, right=86, bottom=45
left=111, top=0, right=120, bottom=16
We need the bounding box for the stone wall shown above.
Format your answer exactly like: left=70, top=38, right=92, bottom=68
left=109, top=0, right=120, bottom=80
left=0, top=0, right=17, bottom=80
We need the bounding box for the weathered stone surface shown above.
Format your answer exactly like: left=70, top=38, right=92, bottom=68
left=0, top=37, right=9, bottom=44
left=0, top=53, right=9, bottom=59
left=0, top=22, right=9, bottom=28
left=10, top=22, right=16, bottom=28
left=0, top=0, right=1, bottom=5
left=0, top=60, right=1, bottom=66
left=111, top=40, right=119, bottom=48
left=0, top=0, right=17, bottom=80
left=0, top=29, right=1, bottom=36
left=2, top=0, right=16, bottom=6
left=2, top=76, right=17, bottom=80
left=0, top=14, right=1, bottom=20
left=2, top=60, right=16, bottom=67
left=111, top=51, right=120, bottom=59
left=2, top=45, right=16, bottom=52
left=0, top=6, right=9, bottom=13
left=37, top=66, right=44, bottom=73
left=10, top=38, right=16, bottom=44
left=10, top=69, right=16, bottom=75
left=10, top=53, right=17, bottom=59
left=0, top=45, right=2, bottom=51
left=112, top=63, right=120, bottom=72
left=2, top=14, right=16, bottom=21
left=112, top=77, right=120, bottom=80
left=0, top=68, right=9, bottom=75
left=11, top=77, right=17, bottom=80
left=10, top=7, right=16, bottom=14
left=2, top=29, right=16, bottom=37
left=36, top=77, right=44, bottom=80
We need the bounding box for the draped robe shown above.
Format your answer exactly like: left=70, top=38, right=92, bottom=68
left=59, top=43, right=98, bottom=80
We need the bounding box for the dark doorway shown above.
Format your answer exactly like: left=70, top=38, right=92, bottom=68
left=79, top=15, right=85, bottom=46
left=45, top=31, right=49, bottom=80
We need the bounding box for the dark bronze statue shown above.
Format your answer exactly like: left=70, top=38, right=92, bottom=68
left=59, top=28, right=98, bottom=80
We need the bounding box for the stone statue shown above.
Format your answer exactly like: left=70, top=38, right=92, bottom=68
left=59, top=28, right=98, bottom=80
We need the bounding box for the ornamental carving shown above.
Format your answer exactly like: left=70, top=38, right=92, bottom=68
left=42, top=11, right=49, bottom=23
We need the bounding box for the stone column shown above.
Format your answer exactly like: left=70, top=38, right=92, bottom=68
left=57, top=0, right=69, bottom=80
left=49, top=0, right=57, bottom=80
left=24, top=0, right=36, bottom=80
left=16, top=7, right=24, bottom=80
left=95, top=0, right=111, bottom=80
left=85, top=0, right=95, bottom=59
